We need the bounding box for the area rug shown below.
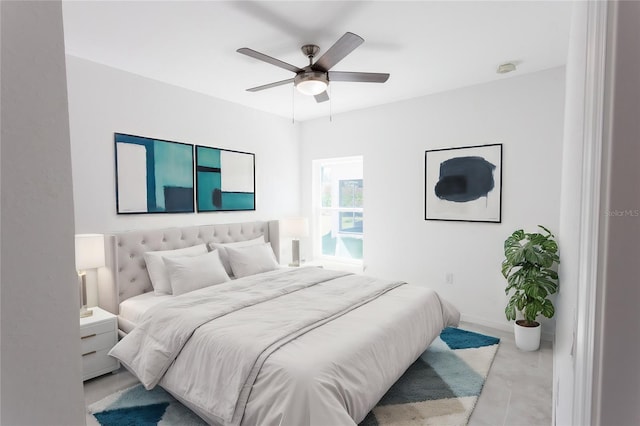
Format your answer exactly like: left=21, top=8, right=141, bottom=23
left=88, top=327, right=499, bottom=426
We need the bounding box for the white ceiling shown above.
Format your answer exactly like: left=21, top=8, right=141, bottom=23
left=62, top=1, right=573, bottom=121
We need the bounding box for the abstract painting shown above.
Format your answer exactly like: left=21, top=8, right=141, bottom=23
left=425, top=143, right=502, bottom=222
left=115, top=133, right=194, bottom=214
left=196, top=146, right=255, bottom=212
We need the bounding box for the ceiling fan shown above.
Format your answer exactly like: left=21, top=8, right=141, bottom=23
left=237, top=32, right=390, bottom=103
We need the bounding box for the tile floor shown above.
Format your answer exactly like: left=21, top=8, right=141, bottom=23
left=84, top=321, right=553, bottom=426
left=462, top=321, right=553, bottom=426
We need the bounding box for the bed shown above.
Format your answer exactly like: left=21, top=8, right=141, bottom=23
left=100, top=221, right=460, bottom=426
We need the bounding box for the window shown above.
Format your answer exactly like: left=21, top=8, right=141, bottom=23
left=313, top=156, right=363, bottom=262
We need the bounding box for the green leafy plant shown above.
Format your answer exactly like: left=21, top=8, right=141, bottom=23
left=502, top=225, right=560, bottom=327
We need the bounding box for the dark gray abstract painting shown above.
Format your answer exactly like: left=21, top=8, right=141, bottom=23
left=425, top=144, right=502, bottom=222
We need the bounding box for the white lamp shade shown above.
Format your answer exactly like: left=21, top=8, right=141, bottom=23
left=296, top=79, right=328, bottom=96
left=75, top=234, right=105, bottom=270
left=280, top=217, right=309, bottom=238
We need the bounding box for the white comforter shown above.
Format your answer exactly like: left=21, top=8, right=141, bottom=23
left=110, top=267, right=459, bottom=426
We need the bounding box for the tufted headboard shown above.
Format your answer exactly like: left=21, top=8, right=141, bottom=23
left=97, top=221, right=280, bottom=315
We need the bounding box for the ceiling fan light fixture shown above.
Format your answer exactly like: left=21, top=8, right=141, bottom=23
left=294, top=72, right=328, bottom=96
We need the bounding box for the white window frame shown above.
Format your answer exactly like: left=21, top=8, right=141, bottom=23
left=311, top=156, right=363, bottom=265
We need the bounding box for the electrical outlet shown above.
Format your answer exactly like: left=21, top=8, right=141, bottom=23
left=445, top=273, right=454, bottom=284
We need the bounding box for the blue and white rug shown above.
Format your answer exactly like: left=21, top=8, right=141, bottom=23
left=89, top=327, right=499, bottom=426
left=88, top=384, right=205, bottom=426
left=360, top=327, right=500, bottom=425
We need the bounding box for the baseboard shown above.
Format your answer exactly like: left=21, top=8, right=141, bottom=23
left=460, top=314, right=513, bottom=334
left=460, top=313, right=555, bottom=342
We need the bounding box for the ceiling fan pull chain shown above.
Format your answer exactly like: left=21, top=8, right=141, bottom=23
left=329, top=85, right=332, bottom=122
left=292, top=84, right=295, bottom=124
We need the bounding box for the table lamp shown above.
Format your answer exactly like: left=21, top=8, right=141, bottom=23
left=280, top=217, right=309, bottom=267
left=75, top=234, right=105, bottom=318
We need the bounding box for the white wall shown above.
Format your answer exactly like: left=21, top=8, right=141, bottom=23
left=597, top=1, right=640, bottom=424
left=300, top=68, right=565, bottom=334
left=554, top=1, right=590, bottom=424
left=66, top=56, right=300, bottom=234
left=1, top=1, right=85, bottom=424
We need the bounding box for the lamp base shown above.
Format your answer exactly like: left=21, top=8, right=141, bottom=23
left=290, top=239, right=301, bottom=267
left=79, top=272, right=93, bottom=318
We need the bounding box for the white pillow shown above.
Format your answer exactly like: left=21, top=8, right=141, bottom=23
left=164, top=250, right=230, bottom=296
left=144, top=244, right=208, bottom=295
left=226, top=242, right=279, bottom=279
left=209, top=235, right=265, bottom=276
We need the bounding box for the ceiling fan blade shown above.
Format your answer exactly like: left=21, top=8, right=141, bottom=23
left=312, top=32, right=364, bottom=72
left=314, top=91, right=330, bottom=103
left=246, top=78, right=295, bottom=92
left=328, top=71, right=390, bottom=83
left=237, top=48, right=303, bottom=74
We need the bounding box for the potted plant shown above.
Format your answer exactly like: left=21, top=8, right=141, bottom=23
left=502, top=225, right=560, bottom=351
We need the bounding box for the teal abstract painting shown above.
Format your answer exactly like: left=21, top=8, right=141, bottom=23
left=196, top=145, right=255, bottom=212
left=115, top=133, right=194, bottom=214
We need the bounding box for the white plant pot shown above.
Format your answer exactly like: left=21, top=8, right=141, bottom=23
left=514, top=320, right=541, bottom=351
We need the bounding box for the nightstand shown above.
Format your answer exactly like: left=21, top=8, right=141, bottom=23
left=80, top=307, right=119, bottom=381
